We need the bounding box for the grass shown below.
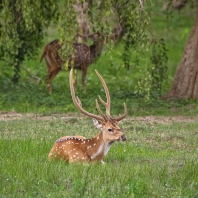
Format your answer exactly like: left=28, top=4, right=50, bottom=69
left=0, top=115, right=198, bottom=197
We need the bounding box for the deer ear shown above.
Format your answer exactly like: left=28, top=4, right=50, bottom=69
left=92, top=118, right=103, bottom=129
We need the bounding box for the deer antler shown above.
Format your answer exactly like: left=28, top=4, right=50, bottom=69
left=95, top=70, right=111, bottom=118
left=69, top=69, right=105, bottom=122
left=95, top=70, right=127, bottom=122
left=69, top=69, right=127, bottom=123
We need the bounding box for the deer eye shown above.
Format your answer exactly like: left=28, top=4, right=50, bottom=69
left=108, top=128, right=113, bottom=133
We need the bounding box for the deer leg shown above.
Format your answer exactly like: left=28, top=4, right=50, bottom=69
left=46, top=67, right=61, bottom=94
left=46, top=76, right=52, bottom=94
left=81, top=67, right=87, bottom=93
left=45, top=61, right=53, bottom=94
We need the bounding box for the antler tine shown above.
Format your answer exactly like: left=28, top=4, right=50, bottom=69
left=76, top=97, right=82, bottom=107
left=69, top=69, right=104, bottom=122
left=95, top=99, right=107, bottom=121
left=114, top=102, right=127, bottom=122
left=95, top=70, right=111, bottom=118
left=95, top=70, right=127, bottom=122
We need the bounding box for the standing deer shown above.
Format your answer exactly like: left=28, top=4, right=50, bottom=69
left=40, top=32, right=105, bottom=94
left=48, top=69, right=127, bottom=163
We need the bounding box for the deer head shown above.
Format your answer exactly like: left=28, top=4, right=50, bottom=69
left=48, top=69, right=127, bottom=163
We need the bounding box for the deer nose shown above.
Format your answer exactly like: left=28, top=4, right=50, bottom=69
left=121, top=134, right=126, bottom=141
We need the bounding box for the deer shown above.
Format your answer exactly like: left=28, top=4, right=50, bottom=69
left=48, top=69, right=127, bottom=163
left=40, top=32, right=105, bottom=94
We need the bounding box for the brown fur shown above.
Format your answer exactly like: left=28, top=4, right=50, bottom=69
left=40, top=33, right=105, bottom=94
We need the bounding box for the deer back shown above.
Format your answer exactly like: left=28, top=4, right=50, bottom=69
left=68, top=43, right=91, bottom=70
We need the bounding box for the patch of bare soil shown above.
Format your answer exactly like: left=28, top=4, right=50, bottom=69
left=0, top=111, right=198, bottom=124
left=0, top=111, right=83, bottom=121
left=127, top=115, right=198, bottom=124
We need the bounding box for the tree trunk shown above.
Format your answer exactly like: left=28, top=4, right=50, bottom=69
left=162, top=3, right=198, bottom=99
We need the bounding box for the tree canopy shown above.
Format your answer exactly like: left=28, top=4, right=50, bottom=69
left=1, top=0, right=196, bottom=99
left=0, top=0, right=59, bottom=82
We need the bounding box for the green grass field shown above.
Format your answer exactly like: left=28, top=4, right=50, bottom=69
left=0, top=2, right=198, bottom=198
left=0, top=114, right=198, bottom=197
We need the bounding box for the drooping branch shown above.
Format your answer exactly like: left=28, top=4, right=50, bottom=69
left=21, top=66, right=41, bottom=83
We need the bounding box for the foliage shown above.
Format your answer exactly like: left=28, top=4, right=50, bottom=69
left=0, top=0, right=170, bottom=96
left=0, top=0, right=59, bottom=83
left=150, top=38, right=168, bottom=96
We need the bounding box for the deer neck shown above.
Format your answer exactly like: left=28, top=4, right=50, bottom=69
left=90, top=43, right=104, bottom=59
left=85, top=131, right=112, bottom=161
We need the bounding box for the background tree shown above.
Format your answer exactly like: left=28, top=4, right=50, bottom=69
left=162, top=0, right=198, bottom=99
left=0, top=0, right=59, bottom=83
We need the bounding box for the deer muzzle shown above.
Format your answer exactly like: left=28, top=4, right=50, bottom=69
left=119, top=134, right=126, bottom=141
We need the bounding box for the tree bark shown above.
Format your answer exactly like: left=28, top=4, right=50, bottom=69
left=162, top=3, right=198, bottom=99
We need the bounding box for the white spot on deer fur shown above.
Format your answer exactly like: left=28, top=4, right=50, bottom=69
left=76, top=152, right=78, bottom=154
left=73, top=155, right=76, bottom=158
left=94, top=143, right=96, bottom=146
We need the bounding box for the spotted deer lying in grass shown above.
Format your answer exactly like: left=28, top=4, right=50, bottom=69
left=48, top=69, right=127, bottom=163
left=40, top=32, right=105, bottom=94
